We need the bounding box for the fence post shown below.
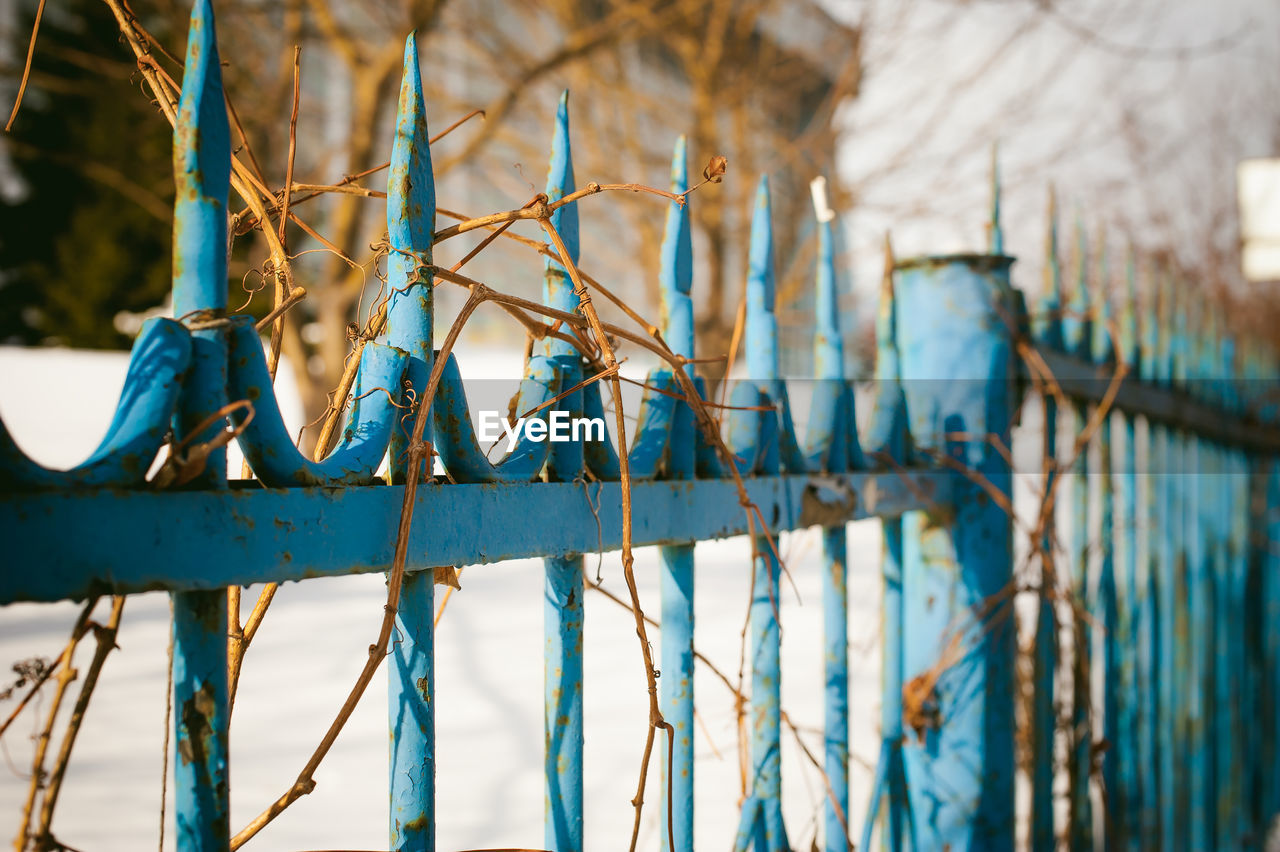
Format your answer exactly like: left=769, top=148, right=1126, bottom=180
left=542, top=93, right=585, bottom=852
left=808, top=177, right=853, bottom=852
left=385, top=33, right=437, bottom=852
left=1115, top=245, right=1143, bottom=850
left=731, top=176, right=788, bottom=852
left=658, top=135, right=696, bottom=852
left=1061, top=221, right=1095, bottom=852
left=1029, top=187, right=1060, bottom=852
left=862, top=234, right=914, bottom=852
left=170, top=1, right=231, bottom=847
left=893, top=250, right=1016, bottom=851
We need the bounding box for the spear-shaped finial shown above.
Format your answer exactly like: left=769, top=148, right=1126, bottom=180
left=659, top=136, right=694, bottom=359
left=1120, top=241, right=1139, bottom=372
left=173, top=0, right=230, bottom=318
left=875, top=232, right=899, bottom=383
left=1034, top=185, right=1062, bottom=349
left=811, top=176, right=844, bottom=381
left=1062, top=213, right=1091, bottom=358
left=543, top=91, right=579, bottom=314
left=745, top=175, right=777, bottom=382
left=385, top=32, right=435, bottom=365
left=1090, top=228, right=1112, bottom=365
left=988, top=141, right=1004, bottom=256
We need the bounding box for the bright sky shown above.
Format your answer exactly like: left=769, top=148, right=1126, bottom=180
left=827, top=0, right=1280, bottom=302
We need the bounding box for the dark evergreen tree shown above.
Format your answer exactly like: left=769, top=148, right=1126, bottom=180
left=0, top=0, right=175, bottom=348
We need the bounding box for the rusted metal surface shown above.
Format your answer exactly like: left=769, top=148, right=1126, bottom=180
left=3, top=3, right=1280, bottom=850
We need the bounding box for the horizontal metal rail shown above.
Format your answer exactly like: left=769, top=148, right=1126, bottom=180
left=0, top=470, right=951, bottom=604
left=1029, top=349, right=1280, bottom=454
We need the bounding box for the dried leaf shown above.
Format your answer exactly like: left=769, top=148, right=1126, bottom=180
left=433, top=566, right=462, bottom=590
left=703, top=154, right=727, bottom=183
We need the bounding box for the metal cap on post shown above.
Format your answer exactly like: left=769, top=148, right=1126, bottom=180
left=893, top=247, right=1017, bottom=851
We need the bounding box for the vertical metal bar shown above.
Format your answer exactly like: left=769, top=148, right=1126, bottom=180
left=171, top=1, right=230, bottom=847
left=895, top=253, right=1016, bottom=852
left=1210, top=441, right=1231, bottom=849
left=1217, top=441, right=1234, bottom=848
left=1185, top=307, right=1210, bottom=851
left=384, top=35, right=437, bottom=852
left=391, top=569, right=435, bottom=849
left=1090, top=237, right=1120, bottom=847
left=1067, top=397, right=1094, bottom=851
left=546, top=556, right=584, bottom=852
left=862, top=235, right=913, bottom=852
left=1169, top=276, right=1191, bottom=850
left=1151, top=268, right=1178, bottom=849
left=1030, top=187, right=1061, bottom=852
left=1228, top=443, right=1249, bottom=847
left=1136, top=259, right=1161, bottom=842
left=811, top=183, right=851, bottom=852
left=881, top=520, right=908, bottom=852
left=659, top=135, right=696, bottom=852
left=1063, top=220, right=1093, bottom=852
left=1265, top=459, right=1280, bottom=828
left=1098, top=411, right=1119, bottom=842
left=732, top=176, right=788, bottom=852
left=1114, top=245, right=1141, bottom=850
left=658, top=543, right=694, bottom=852
left=1242, top=349, right=1267, bottom=844
left=541, top=93, right=585, bottom=852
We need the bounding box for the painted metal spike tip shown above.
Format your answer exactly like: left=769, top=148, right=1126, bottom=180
left=988, top=141, right=1004, bottom=256
left=1091, top=228, right=1113, bottom=365
left=173, top=0, right=230, bottom=316
left=1120, top=241, right=1139, bottom=370
left=659, top=135, right=694, bottom=359
left=545, top=91, right=579, bottom=271
left=745, top=174, right=778, bottom=381
left=1033, top=185, right=1062, bottom=349
left=388, top=32, right=435, bottom=255
left=384, top=31, right=435, bottom=391
left=875, top=232, right=899, bottom=378
left=747, top=175, right=776, bottom=313
left=175, top=0, right=229, bottom=205
left=811, top=176, right=844, bottom=381
left=1062, top=213, right=1091, bottom=358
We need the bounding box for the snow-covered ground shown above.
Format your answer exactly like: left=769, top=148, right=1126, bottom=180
left=0, top=345, right=891, bottom=851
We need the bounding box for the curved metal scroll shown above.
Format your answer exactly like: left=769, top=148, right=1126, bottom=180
left=226, top=317, right=408, bottom=487
left=0, top=317, right=191, bottom=490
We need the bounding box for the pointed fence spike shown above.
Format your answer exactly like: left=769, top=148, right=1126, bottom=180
left=875, top=232, right=899, bottom=380
left=745, top=174, right=777, bottom=382
left=1172, top=274, right=1189, bottom=388
left=811, top=176, right=843, bottom=381
left=385, top=32, right=435, bottom=357
left=173, top=0, right=230, bottom=318
left=384, top=32, right=436, bottom=487
left=659, top=136, right=694, bottom=359
left=1157, top=266, right=1174, bottom=386
left=989, top=141, right=1004, bottom=256
left=1063, top=213, right=1090, bottom=358
left=1091, top=228, right=1112, bottom=364
left=543, top=91, right=579, bottom=309
left=1035, top=184, right=1062, bottom=349
left=1120, top=241, right=1139, bottom=371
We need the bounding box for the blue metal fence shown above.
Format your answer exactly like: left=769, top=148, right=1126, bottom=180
left=3, top=3, right=1279, bottom=851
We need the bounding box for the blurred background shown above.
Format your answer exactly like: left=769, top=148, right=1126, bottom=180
left=0, top=0, right=1277, bottom=421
